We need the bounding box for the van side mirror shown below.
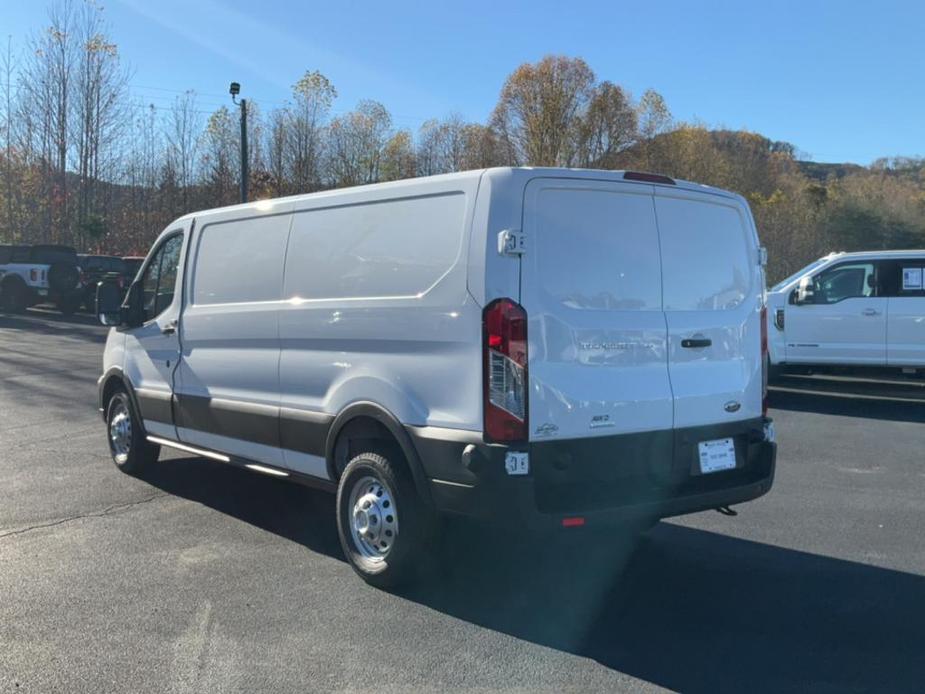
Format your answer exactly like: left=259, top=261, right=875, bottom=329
left=794, top=276, right=814, bottom=305
left=96, top=280, right=123, bottom=326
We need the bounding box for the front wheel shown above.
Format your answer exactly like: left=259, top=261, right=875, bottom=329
left=336, top=449, right=435, bottom=588
left=0, top=282, right=27, bottom=313
left=106, top=390, right=160, bottom=474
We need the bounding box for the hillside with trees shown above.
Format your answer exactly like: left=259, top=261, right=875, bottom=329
left=1, top=3, right=923, bottom=282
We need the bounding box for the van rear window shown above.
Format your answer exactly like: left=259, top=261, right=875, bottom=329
left=656, top=196, right=751, bottom=311
left=532, top=186, right=662, bottom=311
left=284, top=193, right=466, bottom=301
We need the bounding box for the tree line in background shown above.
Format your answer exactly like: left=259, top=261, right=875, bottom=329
left=2, top=1, right=924, bottom=282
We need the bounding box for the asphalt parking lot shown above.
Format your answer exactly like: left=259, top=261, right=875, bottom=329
left=1, top=310, right=924, bottom=693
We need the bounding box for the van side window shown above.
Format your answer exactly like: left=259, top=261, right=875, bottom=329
left=192, top=216, right=290, bottom=305
left=285, top=193, right=466, bottom=301
left=139, top=233, right=184, bottom=321
left=0, top=246, right=10, bottom=264
left=811, top=262, right=876, bottom=304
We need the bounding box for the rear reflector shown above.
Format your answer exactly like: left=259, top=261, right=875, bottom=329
left=623, top=171, right=676, bottom=185
left=562, top=517, right=586, bottom=528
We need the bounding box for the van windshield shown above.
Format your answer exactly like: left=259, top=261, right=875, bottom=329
left=771, top=257, right=830, bottom=291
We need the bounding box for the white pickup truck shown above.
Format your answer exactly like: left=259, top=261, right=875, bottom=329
left=0, top=244, right=83, bottom=315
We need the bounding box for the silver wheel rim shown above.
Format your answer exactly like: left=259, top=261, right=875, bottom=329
left=348, top=475, right=399, bottom=562
left=109, top=401, right=132, bottom=465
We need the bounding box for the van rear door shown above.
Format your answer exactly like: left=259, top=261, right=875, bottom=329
left=654, top=188, right=762, bottom=427
left=519, top=178, right=673, bottom=441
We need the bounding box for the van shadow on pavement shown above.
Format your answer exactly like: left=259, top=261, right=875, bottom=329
left=142, top=454, right=925, bottom=693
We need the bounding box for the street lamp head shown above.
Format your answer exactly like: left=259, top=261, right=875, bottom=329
left=229, top=81, right=240, bottom=97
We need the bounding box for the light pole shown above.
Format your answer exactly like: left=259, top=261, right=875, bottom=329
left=229, top=81, right=248, bottom=203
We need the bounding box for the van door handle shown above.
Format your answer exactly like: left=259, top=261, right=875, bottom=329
left=162, top=320, right=177, bottom=335
left=681, top=338, right=712, bottom=349
left=862, top=308, right=880, bottom=316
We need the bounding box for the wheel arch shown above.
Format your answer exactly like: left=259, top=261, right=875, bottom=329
left=325, top=401, right=433, bottom=507
left=98, top=367, right=147, bottom=436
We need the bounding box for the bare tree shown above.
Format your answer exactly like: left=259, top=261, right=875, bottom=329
left=1, top=36, right=18, bottom=241
left=326, top=100, right=392, bottom=187
left=200, top=105, right=238, bottom=207
left=71, top=0, right=129, bottom=247
left=288, top=70, right=336, bottom=193
left=577, top=81, right=637, bottom=168
left=416, top=114, right=467, bottom=176
left=18, top=1, right=78, bottom=243
left=166, top=90, right=200, bottom=210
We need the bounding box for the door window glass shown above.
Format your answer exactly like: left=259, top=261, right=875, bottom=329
left=140, top=247, right=165, bottom=319
left=811, top=262, right=876, bottom=304
left=139, top=233, right=184, bottom=321
left=155, top=235, right=183, bottom=315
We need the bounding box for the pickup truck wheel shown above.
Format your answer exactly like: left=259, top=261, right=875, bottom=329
left=106, top=391, right=159, bottom=474
left=0, top=280, right=27, bottom=313
left=336, top=450, right=434, bottom=588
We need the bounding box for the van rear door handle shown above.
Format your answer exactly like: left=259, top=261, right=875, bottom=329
left=862, top=308, right=880, bottom=316
left=681, top=338, right=712, bottom=349
left=162, top=320, right=177, bottom=335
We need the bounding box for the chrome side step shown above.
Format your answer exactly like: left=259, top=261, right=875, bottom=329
left=145, top=435, right=320, bottom=487
left=146, top=435, right=230, bottom=463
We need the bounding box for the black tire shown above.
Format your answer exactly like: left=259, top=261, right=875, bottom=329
left=56, top=294, right=81, bottom=316
left=47, top=262, right=80, bottom=295
left=105, top=390, right=160, bottom=475
left=336, top=448, right=435, bottom=588
left=0, top=279, right=27, bottom=313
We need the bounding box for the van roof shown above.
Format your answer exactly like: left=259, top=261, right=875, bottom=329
left=174, top=167, right=743, bottom=223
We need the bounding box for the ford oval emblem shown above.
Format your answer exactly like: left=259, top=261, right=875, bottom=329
left=724, top=400, right=741, bottom=413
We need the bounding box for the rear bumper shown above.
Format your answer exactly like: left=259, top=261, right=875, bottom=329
left=413, top=418, right=776, bottom=530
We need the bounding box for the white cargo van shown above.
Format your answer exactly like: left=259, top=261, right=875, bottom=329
left=767, top=250, right=925, bottom=370
left=96, top=168, right=777, bottom=586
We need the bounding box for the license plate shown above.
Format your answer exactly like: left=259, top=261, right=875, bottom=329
left=698, top=438, right=737, bottom=474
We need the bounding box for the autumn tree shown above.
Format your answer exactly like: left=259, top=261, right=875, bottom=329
left=380, top=129, right=416, bottom=181
left=577, top=81, right=637, bottom=168
left=491, top=55, right=596, bottom=167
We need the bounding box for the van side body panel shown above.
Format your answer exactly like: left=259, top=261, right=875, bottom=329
left=277, top=175, right=484, bottom=476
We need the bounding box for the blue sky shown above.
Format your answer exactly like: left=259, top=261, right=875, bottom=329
left=4, top=0, right=923, bottom=164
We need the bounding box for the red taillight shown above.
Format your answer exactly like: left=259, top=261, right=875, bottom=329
left=483, top=298, right=528, bottom=443
left=562, top=517, right=585, bottom=528
left=760, top=306, right=769, bottom=417
left=30, top=269, right=37, bottom=281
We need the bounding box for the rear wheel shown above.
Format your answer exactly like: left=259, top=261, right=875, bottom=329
left=106, top=390, right=159, bottom=475
left=336, top=449, right=435, bottom=588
